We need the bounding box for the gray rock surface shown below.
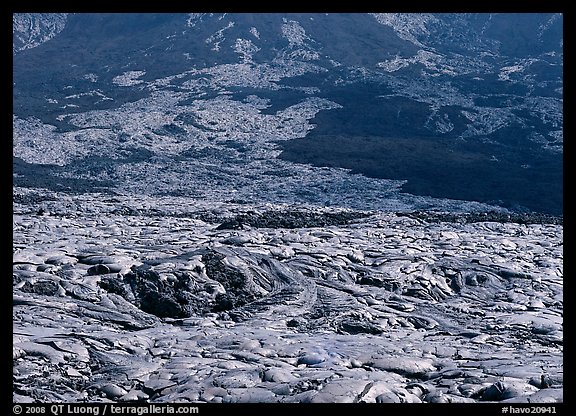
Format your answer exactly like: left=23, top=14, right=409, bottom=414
left=13, top=191, right=563, bottom=403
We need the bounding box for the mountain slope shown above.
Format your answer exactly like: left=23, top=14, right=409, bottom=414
left=13, top=13, right=563, bottom=214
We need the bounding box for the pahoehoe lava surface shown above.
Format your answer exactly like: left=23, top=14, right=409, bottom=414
left=13, top=191, right=563, bottom=403
left=13, top=13, right=563, bottom=406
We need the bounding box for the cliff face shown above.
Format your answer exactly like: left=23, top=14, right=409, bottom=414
left=13, top=13, right=68, bottom=54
